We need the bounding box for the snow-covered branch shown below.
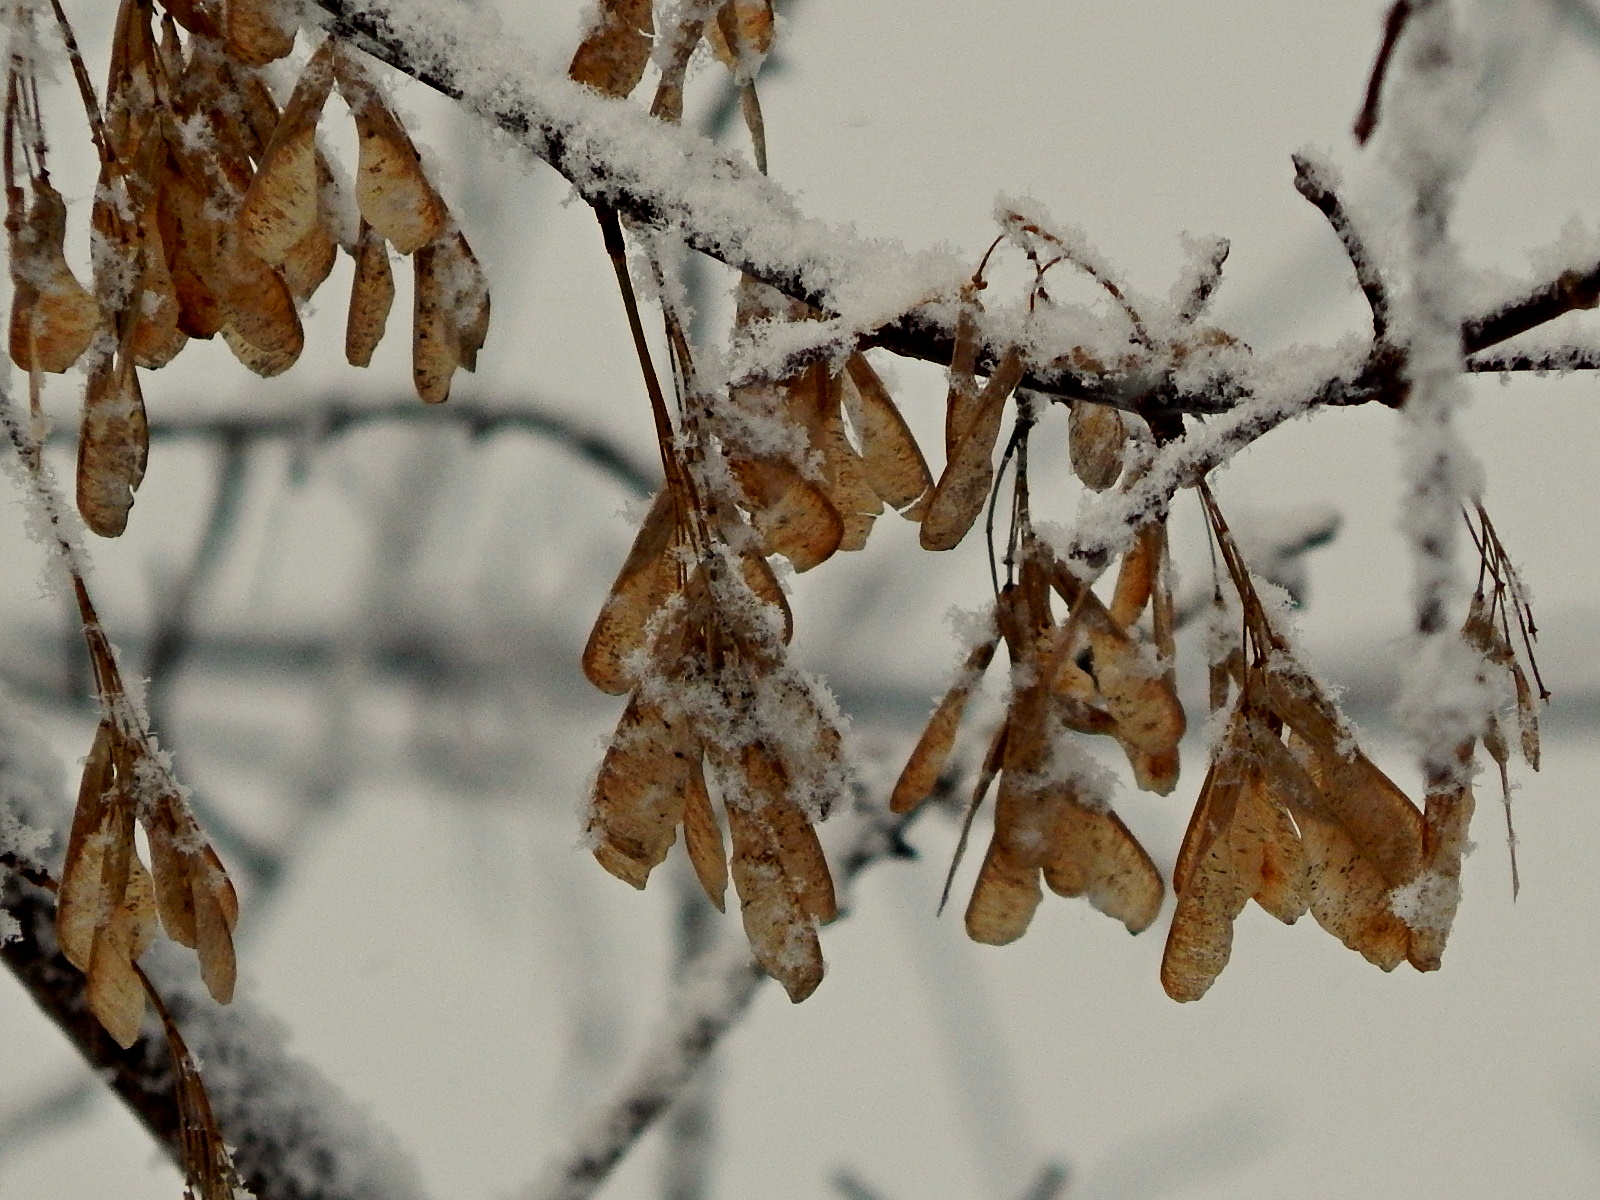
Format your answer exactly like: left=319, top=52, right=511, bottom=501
left=308, top=0, right=1600, bottom=426
left=2, top=876, right=436, bottom=1200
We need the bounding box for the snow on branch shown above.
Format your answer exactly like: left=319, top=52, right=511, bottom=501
left=308, top=0, right=1600, bottom=424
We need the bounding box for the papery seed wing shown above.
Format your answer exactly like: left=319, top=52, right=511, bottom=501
left=9, top=182, right=100, bottom=374
left=87, top=850, right=157, bottom=1048
left=568, top=0, right=654, bottom=98
left=1258, top=729, right=1411, bottom=970
left=412, top=236, right=460, bottom=403
left=740, top=743, right=837, bottom=923
left=708, top=0, right=776, bottom=72
left=589, top=697, right=693, bottom=888
left=1172, top=711, right=1251, bottom=894
left=1068, top=400, right=1127, bottom=492
left=1265, top=663, right=1422, bottom=885
left=682, top=754, right=727, bottom=911
left=1512, top=664, right=1540, bottom=770
left=157, top=164, right=227, bottom=339
left=1042, top=803, right=1163, bottom=934
left=1232, top=771, right=1309, bottom=925
left=842, top=353, right=932, bottom=513
left=726, top=799, right=825, bottom=1002
left=737, top=550, right=793, bottom=646
left=129, top=214, right=186, bottom=369
left=1110, top=525, right=1158, bottom=628
left=892, top=634, right=998, bottom=814
left=731, top=457, right=843, bottom=572
left=345, top=220, right=395, bottom=367
left=1160, top=826, right=1247, bottom=1003
left=1087, top=623, right=1185, bottom=758
left=57, top=722, right=118, bottom=971
left=216, top=232, right=304, bottom=376
left=1406, top=779, right=1475, bottom=971
left=444, top=231, right=491, bottom=371
left=335, top=57, right=448, bottom=255
left=920, top=347, right=1025, bottom=552
left=583, top=489, right=682, bottom=694
left=964, top=756, right=1056, bottom=946
left=222, top=0, right=296, bottom=65
left=944, top=293, right=981, bottom=457
left=77, top=355, right=149, bottom=537
left=237, top=42, right=335, bottom=265
left=192, top=845, right=240, bottom=1004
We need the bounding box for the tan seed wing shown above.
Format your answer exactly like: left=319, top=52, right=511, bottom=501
left=1160, top=828, right=1247, bottom=1003
left=1068, top=400, right=1128, bottom=491
left=732, top=457, right=843, bottom=572
left=737, top=550, right=794, bottom=646
left=708, top=0, right=776, bottom=71
left=1232, top=772, right=1310, bottom=924
left=842, top=353, right=932, bottom=512
left=445, top=232, right=492, bottom=371
left=1109, top=524, right=1158, bottom=628
left=129, top=215, right=186, bottom=368
left=77, top=355, right=149, bottom=537
left=238, top=42, right=335, bottom=264
left=216, top=234, right=304, bottom=377
left=582, top=489, right=682, bottom=694
left=345, top=221, right=396, bottom=367
left=740, top=744, right=838, bottom=923
left=589, top=697, right=693, bottom=888
left=9, top=183, right=100, bottom=374
left=335, top=58, right=448, bottom=255
left=1042, top=803, right=1164, bottom=933
left=682, top=754, right=727, bottom=911
left=568, top=0, right=654, bottom=97
left=920, top=346, right=1025, bottom=551
left=57, top=722, right=118, bottom=971
left=1087, top=623, right=1186, bottom=757
left=891, top=634, right=998, bottom=814
left=965, top=835, right=1042, bottom=946
left=726, top=800, right=825, bottom=1002
left=412, top=237, right=460, bottom=403
left=944, top=296, right=981, bottom=457
left=1406, top=780, right=1475, bottom=971
left=222, top=0, right=296, bottom=65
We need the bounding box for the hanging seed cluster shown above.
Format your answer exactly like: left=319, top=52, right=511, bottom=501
left=5, top=0, right=490, bottom=538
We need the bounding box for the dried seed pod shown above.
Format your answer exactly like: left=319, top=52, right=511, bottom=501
left=732, top=456, right=844, bottom=571
left=334, top=54, right=448, bottom=255
left=77, top=353, right=149, bottom=538
left=345, top=220, right=395, bottom=367
left=216, top=232, right=305, bottom=377
left=724, top=773, right=829, bottom=1003
left=681, top=755, right=727, bottom=911
left=57, top=724, right=159, bottom=1047
left=892, top=633, right=998, bottom=814
left=144, top=790, right=241, bottom=1004
left=921, top=346, right=1026, bottom=551
left=568, top=0, right=654, bottom=97
left=590, top=697, right=696, bottom=888
left=411, top=230, right=491, bottom=401
left=708, top=0, right=776, bottom=73
left=1068, top=400, right=1128, bottom=491
left=583, top=489, right=684, bottom=695
left=128, top=214, right=187, bottom=369
left=237, top=41, right=336, bottom=266
left=222, top=0, right=296, bottom=65
left=842, top=353, right=932, bottom=513
left=8, top=180, right=100, bottom=374
left=1042, top=803, right=1163, bottom=934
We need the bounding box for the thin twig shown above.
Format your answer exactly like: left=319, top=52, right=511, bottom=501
left=1354, top=0, right=1415, bottom=145
left=1291, top=152, right=1391, bottom=343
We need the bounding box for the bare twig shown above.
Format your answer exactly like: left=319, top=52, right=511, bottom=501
left=1292, top=152, right=1392, bottom=343
left=1354, top=0, right=1415, bottom=144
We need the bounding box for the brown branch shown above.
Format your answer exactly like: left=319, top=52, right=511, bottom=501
left=1292, top=152, right=1391, bottom=343
left=1354, top=0, right=1415, bottom=145
left=2, top=872, right=436, bottom=1200
left=1463, top=266, right=1600, bottom=355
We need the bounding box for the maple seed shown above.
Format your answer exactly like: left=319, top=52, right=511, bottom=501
left=8, top=179, right=100, bottom=374
left=237, top=41, right=336, bottom=265
left=568, top=0, right=655, bottom=98
left=335, top=54, right=449, bottom=255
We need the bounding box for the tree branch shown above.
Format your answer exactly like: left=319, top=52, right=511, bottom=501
left=524, top=805, right=919, bottom=1200
left=2, top=873, right=436, bottom=1200
left=305, top=0, right=1600, bottom=432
